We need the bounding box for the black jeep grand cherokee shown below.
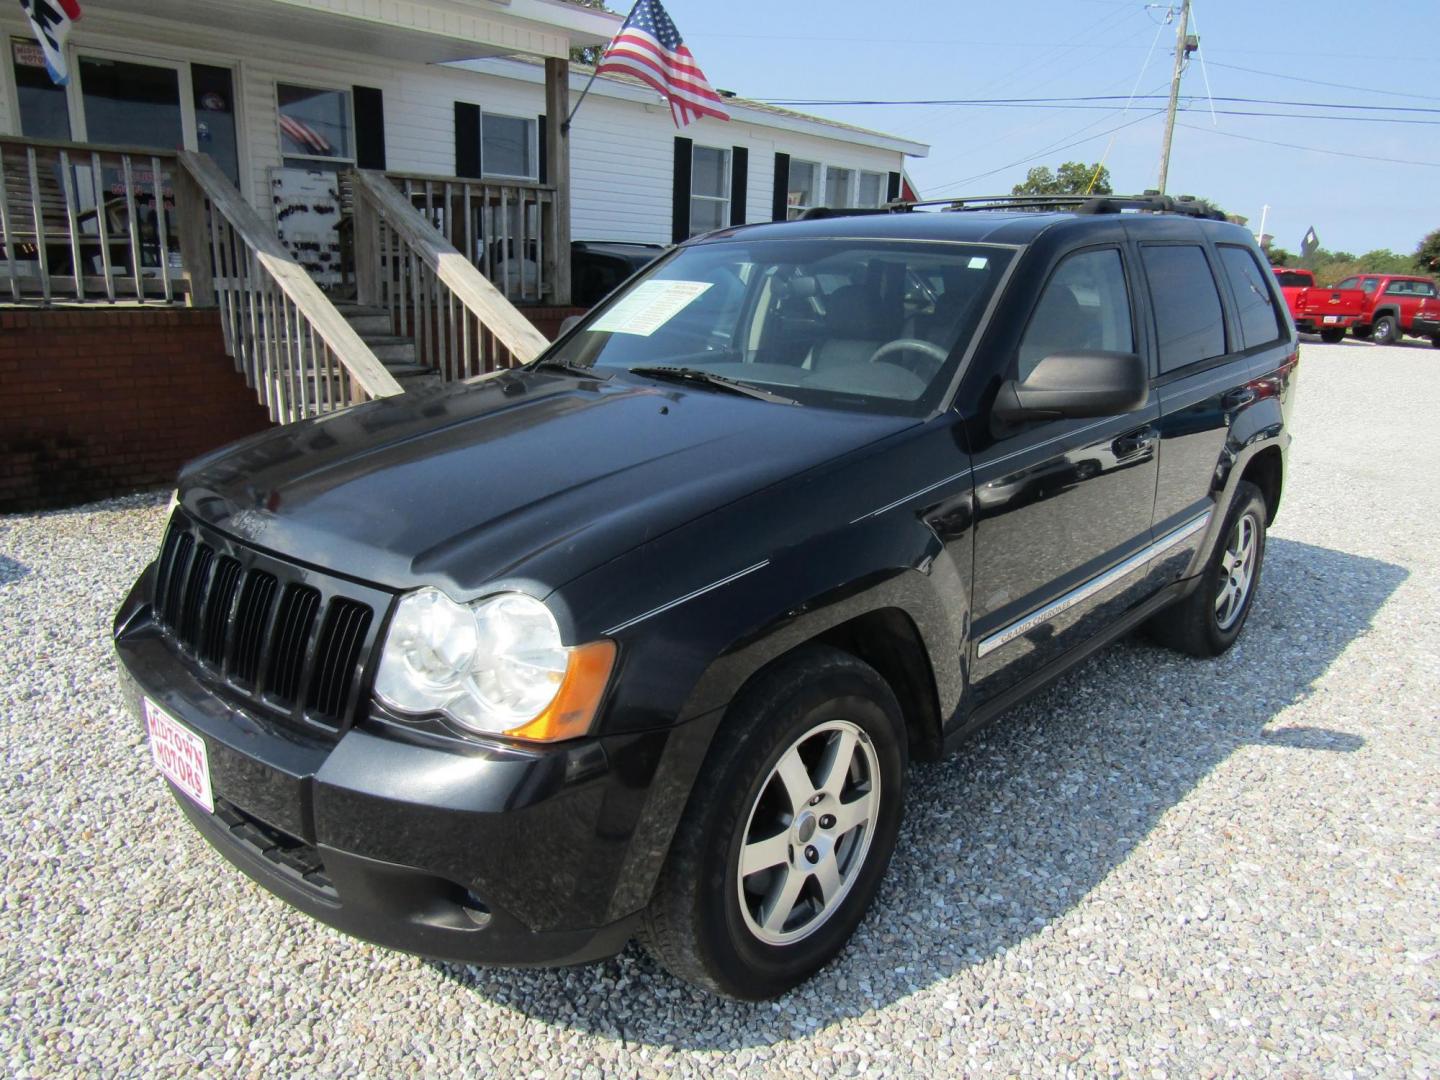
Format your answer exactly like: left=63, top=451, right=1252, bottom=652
left=114, top=194, right=1296, bottom=1000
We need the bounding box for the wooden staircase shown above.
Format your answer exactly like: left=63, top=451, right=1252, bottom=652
left=332, top=302, right=441, bottom=389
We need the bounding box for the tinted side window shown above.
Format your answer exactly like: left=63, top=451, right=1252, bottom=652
left=1417, top=281, right=1438, bottom=298
left=1141, top=245, right=1227, bottom=374
left=1017, top=248, right=1134, bottom=381
left=1218, top=244, right=1284, bottom=349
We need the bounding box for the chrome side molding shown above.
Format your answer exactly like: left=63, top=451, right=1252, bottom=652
left=975, top=511, right=1212, bottom=659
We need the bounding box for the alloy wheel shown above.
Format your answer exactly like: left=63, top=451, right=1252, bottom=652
left=1215, top=511, right=1259, bottom=630
left=736, top=720, right=881, bottom=946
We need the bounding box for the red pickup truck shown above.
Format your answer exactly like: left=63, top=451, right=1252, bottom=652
left=1334, top=273, right=1440, bottom=346
left=1271, top=268, right=1366, bottom=343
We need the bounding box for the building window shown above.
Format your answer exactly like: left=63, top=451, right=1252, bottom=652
left=787, top=159, right=819, bottom=218
left=824, top=166, right=854, bottom=207
left=858, top=170, right=886, bottom=207
left=277, top=83, right=353, bottom=167
left=11, top=37, right=71, bottom=139
left=482, top=113, right=537, bottom=179
left=690, top=144, right=730, bottom=236
left=80, top=56, right=183, bottom=153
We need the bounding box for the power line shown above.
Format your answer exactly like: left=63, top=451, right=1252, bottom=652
left=1175, top=121, right=1440, bottom=169
left=754, top=94, right=1440, bottom=115
left=1205, top=60, right=1440, bottom=104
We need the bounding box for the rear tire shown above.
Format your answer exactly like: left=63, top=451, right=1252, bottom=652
left=1147, top=481, right=1267, bottom=658
left=641, top=645, right=907, bottom=1000
left=1430, top=335, right=1440, bottom=349
left=1318, top=327, right=1346, bottom=344
left=1371, top=315, right=1399, bottom=345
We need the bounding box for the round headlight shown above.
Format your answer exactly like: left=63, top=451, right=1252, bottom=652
left=374, top=588, right=570, bottom=736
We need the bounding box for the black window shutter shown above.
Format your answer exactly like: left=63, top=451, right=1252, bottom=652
left=353, top=85, right=386, bottom=170
left=887, top=170, right=902, bottom=203
left=454, top=102, right=481, bottom=179
left=729, top=146, right=748, bottom=226
left=772, top=152, right=790, bottom=221
left=537, top=114, right=548, bottom=184
left=672, top=136, right=693, bottom=243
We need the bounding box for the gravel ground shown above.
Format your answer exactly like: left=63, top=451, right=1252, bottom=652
left=2, top=338, right=1438, bottom=1077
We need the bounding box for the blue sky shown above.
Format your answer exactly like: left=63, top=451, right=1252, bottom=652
left=666, top=0, right=1438, bottom=256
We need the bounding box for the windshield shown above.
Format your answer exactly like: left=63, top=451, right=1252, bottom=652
left=541, top=238, right=1014, bottom=416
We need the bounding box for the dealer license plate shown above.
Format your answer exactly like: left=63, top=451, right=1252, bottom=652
left=145, top=697, right=214, bottom=813
left=1323, top=315, right=1340, bottom=324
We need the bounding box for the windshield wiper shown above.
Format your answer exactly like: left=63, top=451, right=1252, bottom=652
left=628, top=366, right=798, bottom=405
left=530, top=358, right=612, bottom=380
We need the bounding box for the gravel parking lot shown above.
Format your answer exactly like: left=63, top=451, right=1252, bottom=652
left=2, top=338, right=1437, bottom=1077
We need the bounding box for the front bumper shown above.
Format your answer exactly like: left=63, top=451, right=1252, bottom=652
left=1411, top=315, right=1440, bottom=337
left=115, top=579, right=711, bottom=968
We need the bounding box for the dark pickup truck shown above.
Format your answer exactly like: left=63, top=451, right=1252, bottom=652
left=114, top=193, right=1296, bottom=1000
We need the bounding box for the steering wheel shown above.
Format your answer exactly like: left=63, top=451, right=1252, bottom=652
left=868, top=338, right=949, bottom=379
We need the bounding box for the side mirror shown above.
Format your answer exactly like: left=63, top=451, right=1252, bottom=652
left=993, top=350, right=1148, bottom=424
left=558, top=315, right=584, bottom=337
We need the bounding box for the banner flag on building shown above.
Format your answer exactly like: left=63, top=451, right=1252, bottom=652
left=595, top=0, right=729, bottom=129
left=17, top=0, right=81, bottom=85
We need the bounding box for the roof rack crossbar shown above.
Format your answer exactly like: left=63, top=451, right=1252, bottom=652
left=880, top=192, right=1228, bottom=221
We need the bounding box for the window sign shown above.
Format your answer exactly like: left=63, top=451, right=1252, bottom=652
left=12, top=38, right=71, bottom=139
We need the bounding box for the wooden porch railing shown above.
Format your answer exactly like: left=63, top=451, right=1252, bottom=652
left=381, top=170, right=561, bottom=305
left=349, top=168, right=551, bottom=378
left=1, top=135, right=183, bottom=303
left=177, top=152, right=403, bottom=422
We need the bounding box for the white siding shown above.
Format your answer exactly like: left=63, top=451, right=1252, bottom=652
left=566, top=95, right=908, bottom=244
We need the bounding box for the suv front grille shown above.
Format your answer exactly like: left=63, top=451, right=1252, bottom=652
left=151, top=512, right=389, bottom=735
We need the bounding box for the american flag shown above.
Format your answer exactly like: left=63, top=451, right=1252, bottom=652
left=596, top=0, right=729, bottom=129
left=18, top=0, right=81, bottom=86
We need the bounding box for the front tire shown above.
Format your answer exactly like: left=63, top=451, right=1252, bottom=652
left=1371, top=314, right=1400, bottom=345
left=1319, top=327, right=1346, bottom=344
left=641, top=646, right=907, bottom=999
left=1147, top=481, right=1267, bottom=658
left=1352, top=324, right=1373, bottom=341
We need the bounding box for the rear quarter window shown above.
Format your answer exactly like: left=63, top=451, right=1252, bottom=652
left=1141, top=245, right=1227, bottom=374
left=1218, top=245, right=1284, bottom=349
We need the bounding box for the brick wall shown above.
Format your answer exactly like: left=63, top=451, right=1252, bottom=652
left=0, top=308, right=272, bottom=513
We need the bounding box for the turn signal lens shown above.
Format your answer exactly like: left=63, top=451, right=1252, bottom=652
left=502, top=640, right=617, bottom=743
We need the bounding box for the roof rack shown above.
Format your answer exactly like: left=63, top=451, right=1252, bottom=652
left=878, top=192, right=1229, bottom=221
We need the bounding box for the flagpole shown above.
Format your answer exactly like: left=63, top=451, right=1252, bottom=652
left=561, top=66, right=601, bottom=134
left=565, top=0, right=639, bottom=133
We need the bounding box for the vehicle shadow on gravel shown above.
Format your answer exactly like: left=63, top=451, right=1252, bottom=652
left=433, top=536, right=1405, bottom=1048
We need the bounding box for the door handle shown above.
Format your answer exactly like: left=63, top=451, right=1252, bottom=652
left=1222, top=387, right=1257, bottom=409
left=1112, top=427, right=1157, bottom=458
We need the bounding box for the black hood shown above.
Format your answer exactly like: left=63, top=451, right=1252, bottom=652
left=178, top=371, right=915, bottom=597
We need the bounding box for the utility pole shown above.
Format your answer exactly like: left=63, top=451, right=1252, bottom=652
left=1156, top=0, right=1191, bottom=195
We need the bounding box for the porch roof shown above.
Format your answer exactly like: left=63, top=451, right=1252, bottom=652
left=92, top=0, right=622, bottom=64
